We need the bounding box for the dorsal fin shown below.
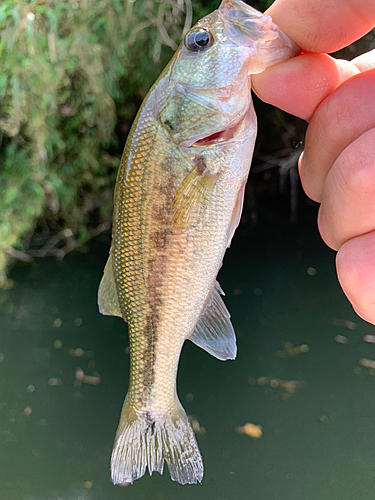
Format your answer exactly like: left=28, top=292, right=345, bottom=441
left=189, top=282, right=236, bottom=361
left=98, top=251, right=123, bottom=319
left=226, top=180, right=246, bottom=248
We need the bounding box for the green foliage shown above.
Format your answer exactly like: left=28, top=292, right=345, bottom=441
left=0, top=0, right=191, bottom=282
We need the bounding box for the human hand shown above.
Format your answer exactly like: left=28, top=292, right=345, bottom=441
left=252, top=0, right=375, bottom=324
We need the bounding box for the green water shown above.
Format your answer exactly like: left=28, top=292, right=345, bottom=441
left=2, top=207, right=375, bottom=500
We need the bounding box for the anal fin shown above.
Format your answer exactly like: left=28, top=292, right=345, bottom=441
left=189, top=282, right=237, bottom=360
left=98, top=251, right=123, bottom=319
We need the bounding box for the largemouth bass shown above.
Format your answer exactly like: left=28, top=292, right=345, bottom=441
left=98, top=0, right=298, bottom=485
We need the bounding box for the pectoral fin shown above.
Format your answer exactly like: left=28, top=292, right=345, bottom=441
left=98, top=251, right=123, bottom=319
left=171, top=160, right=219, bottom=225
left=189, top=282, right=237, bottom=360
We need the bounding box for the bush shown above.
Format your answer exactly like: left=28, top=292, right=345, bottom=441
left=0, top=0, right=200, bottom=283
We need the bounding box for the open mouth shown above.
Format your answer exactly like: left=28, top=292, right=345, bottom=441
left=192, top=115, right=244, bottom=147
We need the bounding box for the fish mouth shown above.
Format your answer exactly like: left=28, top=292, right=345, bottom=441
left=191, top=116, right=245, bottom=148
left=218, top=0, right=299, bottom=71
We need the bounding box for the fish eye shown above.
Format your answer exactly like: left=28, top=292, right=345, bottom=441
left=184, top=28, right=214, bottom=52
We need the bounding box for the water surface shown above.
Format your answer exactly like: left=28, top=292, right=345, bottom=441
left=2, top=207, right=375, bottom=500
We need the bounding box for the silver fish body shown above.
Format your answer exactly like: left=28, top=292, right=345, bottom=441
left=98, top=0, right=298, bottom=485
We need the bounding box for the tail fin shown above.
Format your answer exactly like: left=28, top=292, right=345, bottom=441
left=111, top=397, right=204, bottom=485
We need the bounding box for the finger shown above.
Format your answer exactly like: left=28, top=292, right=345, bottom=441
left=299, top=69, right=375, bottom=202
left=266, top=0, right=375, bottom=53
left=317, top=127, right=375, bottom=250
left=252, top=54, right=359, bottom=120
left=352, top=48, right=375, bottom=72
left=337, top=231, right=375, bottom=324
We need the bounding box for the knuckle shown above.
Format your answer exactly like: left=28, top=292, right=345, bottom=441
left=298, top=152, right=322, bottom=202
left=337, top=235, right=375, bottom=317
left=317, top=206, right=338, bottom=250
left=318, top=91, right=353, bottom=145
left=339, top=139, right=375, bottom=197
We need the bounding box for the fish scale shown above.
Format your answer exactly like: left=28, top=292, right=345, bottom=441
left=98, top=0, right=298, bottom=486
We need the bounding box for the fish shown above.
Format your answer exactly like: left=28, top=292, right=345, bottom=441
left=98, top=0, right=298, bottom=486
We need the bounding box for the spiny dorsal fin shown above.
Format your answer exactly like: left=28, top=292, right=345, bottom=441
left=98, top=251, right=123, bottom=319
left=227, top=180, right=246, bottom=248
left=189, top=282, right=237, bottom=360
left=171, top=159, right=219, bottom=225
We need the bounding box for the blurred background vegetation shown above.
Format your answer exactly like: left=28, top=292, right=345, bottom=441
left=0, top=0, right=373, bottom=286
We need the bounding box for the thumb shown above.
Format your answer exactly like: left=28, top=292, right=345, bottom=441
left=251, top=54, right=359, bottom=121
